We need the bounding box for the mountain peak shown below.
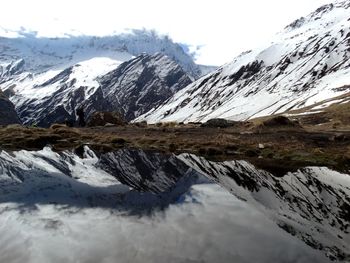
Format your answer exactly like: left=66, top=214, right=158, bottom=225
left=137, top=0, right=350, bottom=123
left=285, top=0, right=349, bottom=32
left=0, top=52, right=192, bottom=126
left=99, top=53, right=193, bottom=121
left=0, top=29, right=204, bottom=79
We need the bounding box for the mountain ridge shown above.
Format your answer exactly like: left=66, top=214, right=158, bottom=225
left=0, top=29, right=204, bottom=78
left=137, top=0, right=350, bottom=123
left=4, top=53, right=192, bottom=126
left=0, top=29, right=218, bottom=126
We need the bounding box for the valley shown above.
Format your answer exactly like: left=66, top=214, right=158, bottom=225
left=0, top=0, right=350, bottom=262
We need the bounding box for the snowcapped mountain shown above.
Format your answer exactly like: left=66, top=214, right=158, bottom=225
left=138, top=0, right=350, bottom=123
left=0, top=89, right=20, bottom=125
left=5, top=56, right=124, bottom=126
left=0, top=29, right=202, bottom=78
left=98, top=53, right=193, bottom=121
left=2, top=53, right=192, bottom=126
left=0, top=29, right=197, bottom=126
left=0, top=146, right=346, bottom=261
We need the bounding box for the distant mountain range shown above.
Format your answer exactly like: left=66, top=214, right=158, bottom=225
left=0, top=29, right=203, bottom=78
left=0, top=29, right=214, bottom=126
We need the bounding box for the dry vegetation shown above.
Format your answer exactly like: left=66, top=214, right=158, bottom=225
left=0, top=106, right=350, bottom=177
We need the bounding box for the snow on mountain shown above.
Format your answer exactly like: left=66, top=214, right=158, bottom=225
left=0, top=59, right=25, bottom=80
left=137, top=0, right=350, bottom=123
left=1, top=53, right=192, bottom=126
left=3, top=56, right=126, bottom=126
left=0, top=29, right=202, bottom=79
left=0, top=89, right=21, bottom=125
left=0, top=30, right=198, bottom=126
left=0, top=147, right=335, bottom=262
left=98, top=53, right=193, bottom=121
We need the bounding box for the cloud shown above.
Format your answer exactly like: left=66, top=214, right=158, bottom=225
left=0, top=184, right=327, bottom=263
left=0, top=0, right=332, bottom=65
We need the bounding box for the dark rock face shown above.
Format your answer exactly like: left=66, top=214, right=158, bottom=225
left=98, top=53, right=193, bottom=121
left=0, top=90, right=21, bottom=125
left=226, top=60, right=264, bottom=86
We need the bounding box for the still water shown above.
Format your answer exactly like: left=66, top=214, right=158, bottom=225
left=0, top=147, right=347, bottom=262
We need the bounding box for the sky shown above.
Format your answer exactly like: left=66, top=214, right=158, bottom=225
left=0, top=0, right=332, bottom=65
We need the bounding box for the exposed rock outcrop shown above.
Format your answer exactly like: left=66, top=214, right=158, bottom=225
left=0, top=89, right=21, bottom=125
left=99, top=53, right=193, bottom=121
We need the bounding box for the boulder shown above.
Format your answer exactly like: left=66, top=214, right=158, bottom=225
left=87, top=111, right=126, bottom=127
left=261, top=116, right=300, bottom=128
left=201, top=118, right=237, bottom=128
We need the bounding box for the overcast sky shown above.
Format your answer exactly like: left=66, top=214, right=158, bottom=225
left=0, top=0, right=332, bottom=65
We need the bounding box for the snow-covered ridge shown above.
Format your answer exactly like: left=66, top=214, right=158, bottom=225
left=98, top=53, right=193, bottom=121
left=285, top=0, right=350, bottom=31
left=1, top=52, right=192, bottom=126
left=0, top=29, right=202, bottom=78
left=0, top=29, right=201, bottom=126
left=138, top=0, right=350, bottom=123
left=2, top=56, right=127, bottom=126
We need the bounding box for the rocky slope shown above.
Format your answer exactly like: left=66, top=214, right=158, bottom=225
left=1, top=53, right=192, bottom=126
left=98, top=53, right=193, bottom=121
left=0, top=29, right=204, bottom=126
left=138, top=0, right=350, bottom=123
left=0, top=89, right=20, bottom=125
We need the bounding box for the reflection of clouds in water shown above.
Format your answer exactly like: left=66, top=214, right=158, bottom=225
left=0, top=184, right=328, bottom=263
left=0, top=220, right=32, bottom=263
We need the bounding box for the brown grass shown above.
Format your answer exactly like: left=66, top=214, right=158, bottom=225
left=0, top=111, right=349, bottom=176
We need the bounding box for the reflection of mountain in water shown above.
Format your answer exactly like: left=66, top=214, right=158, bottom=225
left=0, top=147, right=348, bottom=262
left=178, top=154, right=350, bottom=261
